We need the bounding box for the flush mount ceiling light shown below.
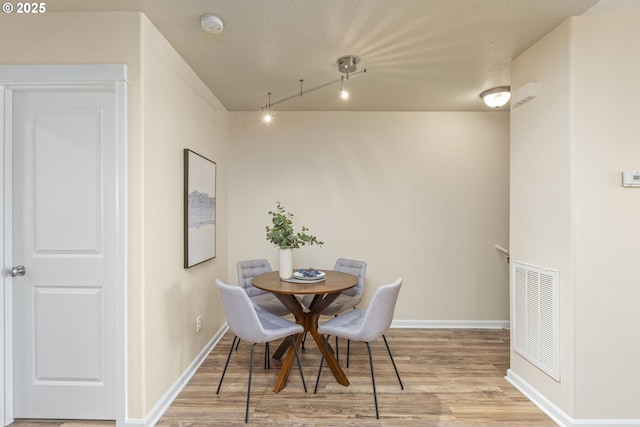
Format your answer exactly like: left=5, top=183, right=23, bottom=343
left=200, top=14, right=224, bottom=34
left=480, top=86, right=511, bottom=108
left=261, top=55, right=366, bottom=123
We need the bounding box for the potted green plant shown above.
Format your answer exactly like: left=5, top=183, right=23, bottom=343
left=266, top=202, right=323, bottom=279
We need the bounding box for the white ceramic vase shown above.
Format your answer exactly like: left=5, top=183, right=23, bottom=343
left=279, top=248, right=293, bottom=279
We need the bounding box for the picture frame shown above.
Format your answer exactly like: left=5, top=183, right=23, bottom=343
left=184, top=149, right=216, bottom=268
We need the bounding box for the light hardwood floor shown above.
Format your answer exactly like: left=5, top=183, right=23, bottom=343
left=157, top=328, right=556, bottom=426
left=11, top=328, right=556, bottom=426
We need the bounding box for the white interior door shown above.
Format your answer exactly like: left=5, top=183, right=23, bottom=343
left=11, top=89, right=117, bottom=419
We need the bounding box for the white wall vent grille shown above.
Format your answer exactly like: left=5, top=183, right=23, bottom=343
left=512, top=261, right=560, bottom=381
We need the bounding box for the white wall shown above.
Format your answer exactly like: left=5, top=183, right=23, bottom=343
left=509, top=19, right=574, bottom=413
left=572, top=0, right=640, bottom=419
left=229, top=111, right=510, bottom=322
left=510, top=0, right=640, bottom=421
left=138, top=16, right=229, bottom=418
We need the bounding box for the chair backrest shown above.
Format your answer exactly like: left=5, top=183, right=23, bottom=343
left=359, top=277, right=403, bottom=342
left=237, top=259, right=272, bottom=297
left=333, top=258, right=367, bottom=299
left=215, top=279, right=267, bottom=343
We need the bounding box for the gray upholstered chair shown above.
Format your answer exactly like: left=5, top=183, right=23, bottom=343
left=302, top=258, right=366, bottom=361
left=237, top=259, right=290, bottom=316
left=314, top=277, right=404, bottom=419
left=236, top=259, right=291, bottom=368
left=303, top=258, right=366, bottom=315
left=215, top=279, right=307, bottom=423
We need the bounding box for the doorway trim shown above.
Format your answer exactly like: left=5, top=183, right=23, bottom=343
left=0, top=64, right=127, bottom=427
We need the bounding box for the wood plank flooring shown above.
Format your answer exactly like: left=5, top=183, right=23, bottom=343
left=157, top=328, right=555, bottom=426
left=11, top=329, right=557, bottom=427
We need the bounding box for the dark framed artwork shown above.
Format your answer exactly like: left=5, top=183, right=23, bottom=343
left=184, top=149, right=216, bottom=268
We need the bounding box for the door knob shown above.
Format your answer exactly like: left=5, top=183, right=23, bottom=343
left=9, top=265, right=26, bottom=277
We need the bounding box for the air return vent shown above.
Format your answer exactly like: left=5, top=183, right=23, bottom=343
left=512, top=261, right=560, bottom=381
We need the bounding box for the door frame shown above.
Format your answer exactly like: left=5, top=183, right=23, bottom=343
left=0, top=65, right=127, bottom=427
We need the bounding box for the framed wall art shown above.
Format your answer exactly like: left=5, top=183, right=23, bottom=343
left=184, top=149, right=216, bottom=268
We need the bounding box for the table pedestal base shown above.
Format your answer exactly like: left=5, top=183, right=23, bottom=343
left=270, top=293, right=349, bottom=392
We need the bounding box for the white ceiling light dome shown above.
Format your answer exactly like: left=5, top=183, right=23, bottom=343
left=480, top=86, right=511, bottom=108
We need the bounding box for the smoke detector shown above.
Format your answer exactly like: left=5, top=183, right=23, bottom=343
left=201, top=14, right=224, bottom=34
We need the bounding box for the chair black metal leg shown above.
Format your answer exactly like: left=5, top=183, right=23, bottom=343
left=382, top=335, right=403, bottom=389
left=246, top=343, right=257, bottom=423
left=265, top=342, right=270, bottom=369
left=217, top=335, right=238, bottom=394
left=290, top=336, right=307, bottom=392
left=346, top=307, right=356, bottom=368
left=314, top=335, right=331, bottom=394
left=365, top=342, right=379, bottom=419
left=235, top=337, right=241, bottom=351
left=333, top=314, right=339, bottom=362
left=301, top=331, right=307, bottom=351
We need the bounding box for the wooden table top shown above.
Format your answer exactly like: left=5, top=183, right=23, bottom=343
left=252, top=270, right=357, bottom=295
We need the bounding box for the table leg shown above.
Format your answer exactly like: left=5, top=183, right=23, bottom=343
left=272, top=336, right=292, bottom=360
left=271, top=331, right=304, bottom=392
left=269, top=292, right=350, bottom=392
left=307, top=293, right=350, bottom=387
left=269, top=294, right=306, bottom=392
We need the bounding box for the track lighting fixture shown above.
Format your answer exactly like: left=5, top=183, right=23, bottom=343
left=260, top=55, right=366, bottom=122
left=337, top=55, right=358, bottom=78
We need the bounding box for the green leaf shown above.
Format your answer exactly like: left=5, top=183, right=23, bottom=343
left=265, top=202, right=323, bottom=249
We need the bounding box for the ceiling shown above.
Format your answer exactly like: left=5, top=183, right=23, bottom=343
left=45, top=0, right=599, bottom=112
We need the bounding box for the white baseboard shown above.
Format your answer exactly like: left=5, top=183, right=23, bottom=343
left=124, top=324, right=229, bottom=427
left=506, top=369, right=640, bottom=427
left=391, top=319, right=510, bottom=329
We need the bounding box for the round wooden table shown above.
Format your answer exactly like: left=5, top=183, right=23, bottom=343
left=252, top=270, right=357, bottom=392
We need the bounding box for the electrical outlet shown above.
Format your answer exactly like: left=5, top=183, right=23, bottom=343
left=196, top=315, right=202, bottom=333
